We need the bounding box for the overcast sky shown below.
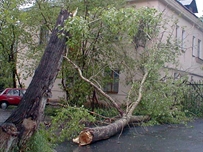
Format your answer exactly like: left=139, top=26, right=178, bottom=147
left=196, top=0, right=203, bottom=17
left=20, top=0, right=203, bottom=17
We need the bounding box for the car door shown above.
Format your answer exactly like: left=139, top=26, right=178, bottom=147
left=6, top=89, right=21, bottom=105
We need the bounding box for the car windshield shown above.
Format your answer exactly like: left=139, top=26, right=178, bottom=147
left=0, top=89, right=5, bottom=95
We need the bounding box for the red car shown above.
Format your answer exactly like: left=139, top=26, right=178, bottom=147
left=0, top=88, right=26, bottom=109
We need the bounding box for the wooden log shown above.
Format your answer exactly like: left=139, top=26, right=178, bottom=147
left=73, top=115, right=149, bottom=146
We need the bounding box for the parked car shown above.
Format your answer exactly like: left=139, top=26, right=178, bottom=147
left=0, top=88, right=26, bottom=109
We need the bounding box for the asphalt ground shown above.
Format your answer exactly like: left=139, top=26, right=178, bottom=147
left=1, top=109, right=203, bottom=152
left=0, top=108, right=14, bottom=124
left=56, top=119, right=203, bottom=152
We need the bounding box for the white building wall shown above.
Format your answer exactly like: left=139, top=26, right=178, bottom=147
left=128, top=0, right=203, bottom=82
left=18, top=0, right=203, bottom=102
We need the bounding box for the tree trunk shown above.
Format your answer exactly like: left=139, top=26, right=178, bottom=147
left=70, top=64, right=150, bottom=146
left=73, top=115, right=149, bottom=146
left=0, top=9, right=71, bottom=151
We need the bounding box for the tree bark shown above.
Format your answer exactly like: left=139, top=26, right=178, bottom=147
left=64, top=56, right=124, bottom=116
left=67, top=54, right=150, bottom=146
left=0, top=9, right=71, bottom=151
left=73, top=115, right=149, bottom=146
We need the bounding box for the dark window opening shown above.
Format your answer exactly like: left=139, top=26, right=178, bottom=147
left=39, top=26, right=49, bottom=45
left=104, top=69, right=119, bottom=93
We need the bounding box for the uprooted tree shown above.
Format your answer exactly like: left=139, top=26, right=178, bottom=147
left=0, top=9, right=72, bottom=151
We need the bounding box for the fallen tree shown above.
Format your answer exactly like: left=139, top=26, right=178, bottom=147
left=61, top=7, right=187, bottom=145
left=65, top=56, right=150, bottom=145
left=73, top=115, right=150, bottom=146
left=0, top=9, right=72, bottom=151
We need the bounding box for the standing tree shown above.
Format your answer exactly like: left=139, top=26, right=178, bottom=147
left=0, top=0, right=29, bottom=88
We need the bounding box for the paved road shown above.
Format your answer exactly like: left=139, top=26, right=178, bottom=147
left=56, top=119, right=203, bottom=152
left=1, top=109, right=203, bottom=152
left=0, top=109, right=13, bottom=124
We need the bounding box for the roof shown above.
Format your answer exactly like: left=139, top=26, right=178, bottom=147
left=178, top=0, right=193, bottom=5
left=177, top=0, right=198, bottom=13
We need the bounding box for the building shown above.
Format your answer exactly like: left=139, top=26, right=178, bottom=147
left=19, top=0, right=203, bottom=102
left=127, top=0, right=203, bottom=81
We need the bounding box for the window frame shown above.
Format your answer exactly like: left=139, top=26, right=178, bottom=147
left=175, top=25, right=179, bottom=46
left=192, top=36, right=196, bottom=57
left=198, top=39, right=202, bottom=59
left=181, top=29, right=185, bottom=52
left=103, top=69, right=119, bottom=94
left=7, top=89, right=20, bottom=96
left=39, top=26, right=49, bottom=45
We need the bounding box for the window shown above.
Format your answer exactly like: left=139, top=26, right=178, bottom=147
left=104, top=69, right=119, bottom=93
left=198, top=39, right=202, bottom=59
left=190, top=76, right=194, bottom=82
left=39, top=26, right=49, bottom=45
left=175, top=25, right=179, bottom=44
left=7, top=89, right=20, bottom=96
left=192, top=36, right=196, bottom=56
left=174, top=72, right=181, bottom=80
left=181, top=29, right=185, bottom=51
left=20, top=90, right=26, bottom=97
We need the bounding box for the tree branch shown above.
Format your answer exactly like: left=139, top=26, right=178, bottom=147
left=63, top=56, right=123, bottom=116
left=127, top=70, right=149, bottom=116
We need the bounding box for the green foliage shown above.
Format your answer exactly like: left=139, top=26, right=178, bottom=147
left=62, top=6, right=164, bottom=105
left=61, top=11, right=124, bottom=104
left=60, top=67, right=93, bottom=106
left=0, top=0, right=22, bottom=87
left=135, top=78, right=189, bottom=125
left=1, top=1, right=191, bottom=141
left=44, top=105, right=59, bottom=117
left=49, top=106, right=95, bottom=143
left=25, top=128, right=54, bottom=152
left=129, top=35, right=188, bottom=124
left=51, top=0, right=125, bottom=14
left=0, top=0, right=69, bottom=87
left=183, top=82, right=203, bottom=117
left=61, top=5, right=191, bottom=125
left=0, top=0, right=51, bottom=87
left=94, top=108, right=118, bottom=118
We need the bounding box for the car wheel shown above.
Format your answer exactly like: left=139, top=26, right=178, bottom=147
left=0, top=102, right=8, bottom=109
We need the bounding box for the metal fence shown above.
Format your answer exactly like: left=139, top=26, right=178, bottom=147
left=183, top=81, right=203, bottom=117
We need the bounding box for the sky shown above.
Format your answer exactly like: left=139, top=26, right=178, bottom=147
left=20, top=0, right=203, bottom=17
left=196, top=0, right=203, bottom=17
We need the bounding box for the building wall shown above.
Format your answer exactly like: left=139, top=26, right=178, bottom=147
left=17, top=27, right=66, bottom=101
left=18, top=0, right=203, bottom=102
left=128, top=0, right=203, bottom=82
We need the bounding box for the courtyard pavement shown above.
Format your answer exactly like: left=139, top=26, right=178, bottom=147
left=1, top=109, right=203, bottom=152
